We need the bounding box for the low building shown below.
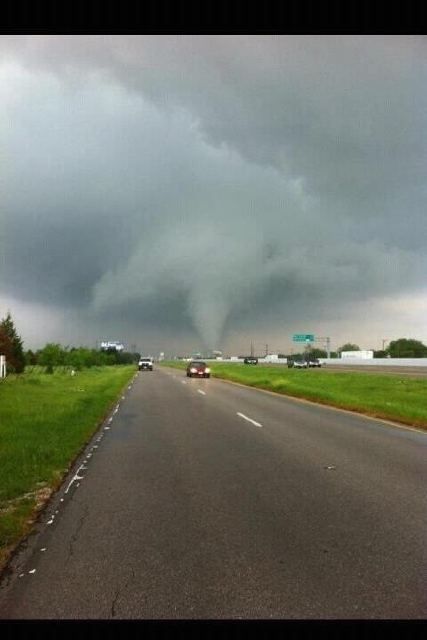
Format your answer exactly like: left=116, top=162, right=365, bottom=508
left=341, top=350, right=374, bottom=359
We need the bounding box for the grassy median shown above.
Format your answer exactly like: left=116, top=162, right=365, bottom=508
left=162, top=361, right=427, bottom=430
left=0, top=365, right=135, bottom=570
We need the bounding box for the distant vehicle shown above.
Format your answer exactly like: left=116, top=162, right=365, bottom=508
left=288, top=358, right=308, bottom=369
left=138, top=357, right=153, bottom=371
left=293, top=359, right=308, bottom=369
left=244, top=357, right=258, bottom=365
left=308, top=358, right=322, bottom=368
left=186, top=361, right=211, bottom=378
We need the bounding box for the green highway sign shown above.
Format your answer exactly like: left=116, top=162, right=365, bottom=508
left=293, top=334, right=315, bottom=342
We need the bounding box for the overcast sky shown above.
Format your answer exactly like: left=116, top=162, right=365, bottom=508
left=1, top=35, right=426, bottom=355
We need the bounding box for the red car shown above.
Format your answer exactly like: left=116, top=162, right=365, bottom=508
left=186, top=361, right=211, bottom=378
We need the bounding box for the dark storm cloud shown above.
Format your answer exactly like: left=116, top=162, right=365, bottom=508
left=1, top=36, right=426, bottom=350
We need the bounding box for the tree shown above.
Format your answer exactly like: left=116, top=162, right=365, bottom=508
left=25, top=349, right=38, bottom=365
left=38, top=343, right=67, bottom=373
left=0, top=326, right=14, bottom=371
left=308, top=348, right=327, bottom=359
left=387, top=338, right=427, bottom=358
left=0, top=312, right=25, bottom=373
left=114, top=351, right=138, bottom=365
left=338, top=343, right=360, bottom=353
left=373, top=349, right=388, bottom=358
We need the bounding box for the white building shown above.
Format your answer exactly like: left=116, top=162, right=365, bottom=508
left=341, top=350, right=374, bottom=359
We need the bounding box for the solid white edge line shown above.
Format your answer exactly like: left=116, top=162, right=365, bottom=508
left=237, top=412, right=262, bottom=428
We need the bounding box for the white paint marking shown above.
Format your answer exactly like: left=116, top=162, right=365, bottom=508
left=47, top=519, right=54, bottom=525
left=19, top=573, right=25, bottom=578
left=108, top=417, right=113, bottom=424
left=197, top=389, right=206, bottom=396
left=181, top=381, right=187, bottom=384
left=64, top=465, right=85, bottom=494
left=104, top=426, right=110, bottom=430
left=28, top=569, right=36, bottom=574
left=40, top=548, right=47, bottom=552
left=128, top=386, right=132, bottom=390
left=236, top=412, right=262, bottom=428
left=60, top=498, right=64, bottom=502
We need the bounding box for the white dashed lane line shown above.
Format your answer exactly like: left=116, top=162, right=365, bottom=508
left=197, top=389, right=206, bottom=396
left=236, top=412, right=262, bottom=428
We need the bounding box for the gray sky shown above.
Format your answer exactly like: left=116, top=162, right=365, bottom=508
left=1, top=35, right=426, bottom=355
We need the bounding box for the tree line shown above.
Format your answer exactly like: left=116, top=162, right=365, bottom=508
left=0, top=312, right=139, bottom=374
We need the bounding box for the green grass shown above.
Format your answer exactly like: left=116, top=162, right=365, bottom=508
left=162, top=361, right=427, bottom=430
left=0, top=365, right=135, bottom=566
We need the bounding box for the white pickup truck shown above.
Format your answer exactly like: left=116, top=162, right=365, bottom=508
left=138, top=357, right=153, bottom=371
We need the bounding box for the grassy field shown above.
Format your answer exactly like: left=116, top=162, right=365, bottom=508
left=0, top=365, right=135, bottom=568
left=162, top=361, right=427, bottom=430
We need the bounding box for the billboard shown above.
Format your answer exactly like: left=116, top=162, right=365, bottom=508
left=100, top=341, right=124, bottom=352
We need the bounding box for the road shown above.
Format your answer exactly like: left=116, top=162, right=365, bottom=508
left=0, top=366, right=426, bottom=619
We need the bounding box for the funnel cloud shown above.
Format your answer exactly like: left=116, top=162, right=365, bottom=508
left=1, top=36, right=426, bottom=353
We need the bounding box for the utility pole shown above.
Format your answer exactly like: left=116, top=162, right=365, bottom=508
left=316, top=336, right=331, bottom=359
left=250, top=341, right=254, bottom=357
left=265, top=344, right=269, bottom=357
left=305, top=339, right=311, bottom=362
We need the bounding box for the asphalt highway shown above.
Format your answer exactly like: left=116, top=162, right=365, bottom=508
left=0, top=366, right=425, bottom=619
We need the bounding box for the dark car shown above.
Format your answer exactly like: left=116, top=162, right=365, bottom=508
left=244, top=357, right=258, bottom=365
left=186, top=361, right=211, bottom=378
